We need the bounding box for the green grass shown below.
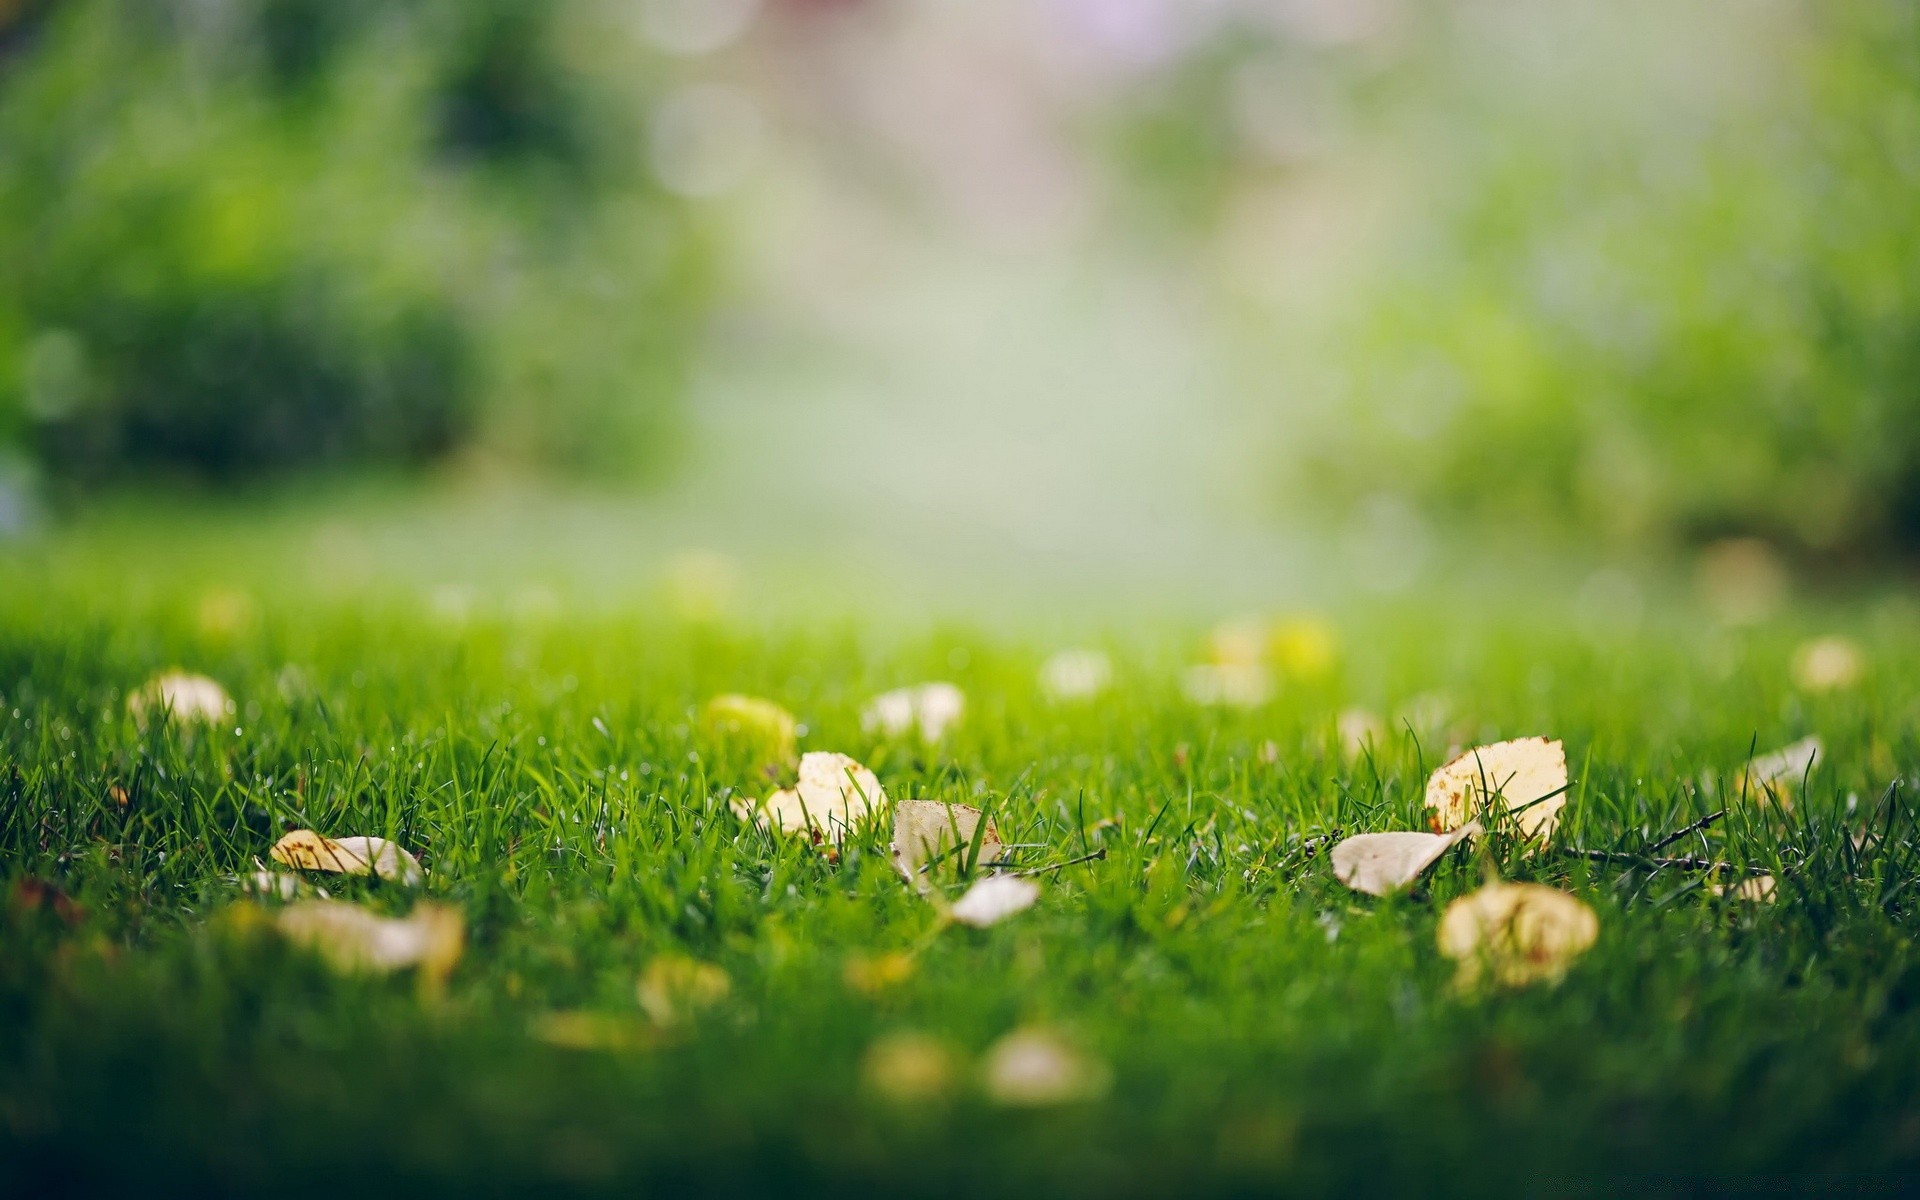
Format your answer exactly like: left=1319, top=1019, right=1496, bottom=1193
left=5, top=524, right=1920, bottom=1195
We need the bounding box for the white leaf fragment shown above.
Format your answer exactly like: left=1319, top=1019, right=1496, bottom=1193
left=891, top=799, right=1003, bottom=884
left=1180, top=663, right=1273, bottom=708
left=1330, top=822, right=1481, bottom=896
left=730, top=751, right=885, bottom=839
left=1039, top=650, right=1112, bottom=701
left=981, top=1028, right=1110, bottom=1106
left=275, top=900, right=463, bottom=981
left=271, top=830, right=425, bottom=886
left=862, top=683, right=966, bottom=742
left=1736, top=736, right=1822, bottom=805
left=948, top=875, right=1039, bottom=928
left=129, top=672, right=234, bottom=725
left=1425, top=737, right=1568, bottom=843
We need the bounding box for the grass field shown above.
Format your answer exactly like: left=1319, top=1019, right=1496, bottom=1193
left=5, top=507, right=1920, bottom=1195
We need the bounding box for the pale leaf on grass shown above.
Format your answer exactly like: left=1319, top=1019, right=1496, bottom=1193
left=235, top=870, right=323, bottom=901
left=948, top=875, right=1039, bottom=928
left=532, top=1011, right=653, bottom=1053
left=729, top=751, right=885, bottom=841
left=1180, top=663, right=1272, bottom=709
left=1792, top=636, right=1864, bottom=692
left=862, top=1031, right=957, bottom=1104
left=1039, top=649, right=1112, bottom=702
left=1735, top=737, right=1822, bottom=807
left=1711, top=874, right=1778, bottom=903
left=981, top=1028, right=1110, bottom=1106
left=1437, top=882, right=1597, bottom=990
left=275, top=900, right=463, bottom=985
left=891, top=799, right=1003, bottom=885
left=128, top=672, right=233, bottom=725
left=1425, top=737, right=1568, bottom=844
left=1337, top=708, right=1385, bottom=761
left=271, top=830, right=425, bottom=886
left=637, top=954, right=730, bottom=1026
left=862, top=682, right=965, bottom=743
left=1331, top=822, right=1481, bottom=897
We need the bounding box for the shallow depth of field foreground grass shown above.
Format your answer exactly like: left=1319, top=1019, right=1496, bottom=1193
left=6, top=549, right=1920, bottom=1195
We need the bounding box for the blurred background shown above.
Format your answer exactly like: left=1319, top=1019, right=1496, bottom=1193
left=1, top=0, right=1916, bottom=616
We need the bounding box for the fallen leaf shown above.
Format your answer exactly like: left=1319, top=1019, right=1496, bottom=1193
left=1792, top=636, right=1863, bottom=692
left=1337, top=708, right=1385, bottom=760
left=1331, top=822, right=1481, bottom=896
left=1039, top=649, right=1112, bottom=701
left=271, top=830, right=425, bottom=886
left=890, top=799, right=1003, bottom=884
left=981, top=1028, right=1109, bottom=1106
left=1425, top=738, right=1568, bottom=844
left=1696, top=537, right=1787, bottom=626
left=275, top=900, right=463, bottom=984
left=862, top=1030, right=956, bottom=1103
left=1436, top=882, right=1597, bottom=989
left=730, top=751, right=886, bottom=840
left=1270, top=617, right=1337, bottom=681
left=701, top=694, right=798, bottom=764
left=1735, top=736, right=1822, bottom=806
left=236, top=870, right=322, bottom=901
left=844, top=951, right=918, bottom=995
left=1181, top=664, right=1273, bottom=708
left=862, top=683, right=965, bottom=742
left=637, top=954, right=730, bottom=1026
left=128, top=672, right=233, bottom=725
left=948, top=875, right=1039, bottom=928
left=1711, top=874, right=1778, bottom=903
left=1205, top=618, right=1269, bottom=668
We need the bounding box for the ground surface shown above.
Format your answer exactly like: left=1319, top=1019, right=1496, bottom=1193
left=5, top=508, right=1920, bottom=1196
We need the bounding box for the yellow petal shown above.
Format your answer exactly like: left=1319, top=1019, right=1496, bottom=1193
left=1330, top=823, right=1479, bottom=896
left=890, top=799, right=1003, bottom=885
left=1424, top=737, right=1568, bottom=844
left=980, top=1028, right=1109, bottom=1106
left=270, top=830, right=424, bottom=886
left=1436, top=882, right=1597, bottom=989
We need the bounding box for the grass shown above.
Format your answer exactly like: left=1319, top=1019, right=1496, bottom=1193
left=5, top=516, right=1920, bottom=1195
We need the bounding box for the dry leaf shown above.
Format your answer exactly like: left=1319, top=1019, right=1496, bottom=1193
left=1330, top=822, right=1481, bottom=896
left=701, top=694, right=798, bottom=764
left=128, top=672, right=233, bottom=725
left=1436, top=882, right=1597, bottom=989
left=1735, top=736, right=1822, bottom=806
left=948, top=875, right=1039, bottom=928
left=862, top=683, right=965, bottom=742
left=637, top=954, right=731, bottom=1026
left=1337, top=708, right=1385, bottom=760
left=1711, top=874, right=1778, bottom=903
left=862, top=1031, right=956, bottom=1103
left=275, top=900, right=463, bottom=984
left=236, top=870, right=322, bottom=900
left=891, top=799, right=1003, bottom=884
left=1425, top=738, right=1568, bottom=844
left=981, top=1029, right=1109, bottom=1106
left=1792, top=637, right=1864, bottom=692
left=730, top=751, right=885, bottom=839
left=271, top=830, right=425, bottom=886
left=1039, top=650, right=1112, bottom=701
left=1181, top=664, right=1273, bottom=708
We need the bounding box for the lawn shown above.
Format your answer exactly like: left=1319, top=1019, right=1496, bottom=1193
left=4, top=510, right=1920, bottom=1195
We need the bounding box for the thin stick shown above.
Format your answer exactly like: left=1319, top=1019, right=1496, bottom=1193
left=1559, top=846, right=1768, bottom=876
left=1643, top=809, right=1726, bottom=855
left=1000, top=848, right=1108, bottom=878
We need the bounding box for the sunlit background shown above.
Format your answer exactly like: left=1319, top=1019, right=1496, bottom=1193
left=2, top=0, right=1916, bottom=620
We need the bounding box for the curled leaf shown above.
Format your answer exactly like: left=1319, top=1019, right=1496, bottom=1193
left=891, top=799, right=1003, bottom=885
left=1736, top=737, right=1822, bottom=807
left=981, top=1028, right=1110, bottom=1106
left=275, top=900, right=463, bottom=984
left=948, top=875, right=1039, bottom=928
left=729, top=751, right=885, bottom=840
left=863, top=683, right=965, bottom=743
left=271, top=830, right=425, bottom=886
left=1436, top=882, right=1597, bottom=989
left=637, top=954, right=731, bottom=1026
left=862, top=1030, right=957, bottom=1103
left=128, top=672, right=233, bottom=725
left=1330, top=822, right=1480, bottom=896
left=1425, top=737, right=1568, bottom=844
left=701, top=694, right=799, bottom=765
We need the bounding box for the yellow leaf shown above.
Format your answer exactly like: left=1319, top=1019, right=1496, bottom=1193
left=1436, top=881, right=1597, bottom=989
left=271, top=830, right=425, bottom=886
left=1270, top=617, right=1337, bottom=681
left=844, top=951, right=918, bottom=995
left=862, top=1030, right=956, bottom=1103
left=637, top=954, right=730, bottom=1026
left=1425, top=737, right=1567, bottom=844
left=1330, top=823, right=1480, bottom=896
left=701, top=694, right=798, bottom=764
left=531, top=1011, right=653, bottom=1052
left=730, top=751, right=885, bottom=840
left=1711, top=874, right=1777, bottom=903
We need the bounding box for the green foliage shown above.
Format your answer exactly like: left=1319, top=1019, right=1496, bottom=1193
left=0, top=0, right=712, bottom=487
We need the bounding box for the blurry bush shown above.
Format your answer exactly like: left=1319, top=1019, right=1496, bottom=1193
left=1094, top=0, right=1920, bottom=563
left=0, top=0, right=714, bottom=488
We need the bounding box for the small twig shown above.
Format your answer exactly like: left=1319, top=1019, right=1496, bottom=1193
left=1000, top=848, right=1108, bottom=878
left=1559, top=846, right=1768, bottom=876
left=1643, top=809, right=1726, bottom=855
